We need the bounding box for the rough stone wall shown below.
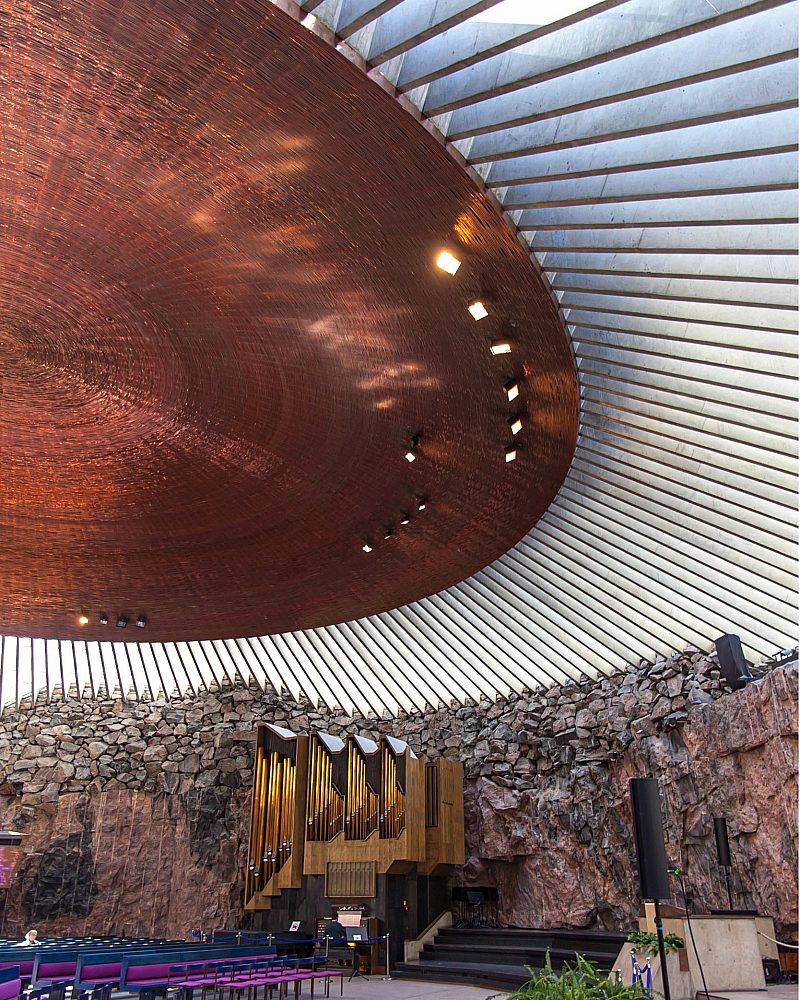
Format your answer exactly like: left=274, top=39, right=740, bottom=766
left=0, top=648, right=795, bottom=939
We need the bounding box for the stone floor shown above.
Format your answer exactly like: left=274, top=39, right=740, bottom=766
left=707, top=988, right=795, bottom=1000
left=292, top=977, right=509, bottom=999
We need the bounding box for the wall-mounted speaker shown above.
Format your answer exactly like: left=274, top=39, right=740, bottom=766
left=713, top=817, right=732, bottom=867
left=630, top=778, right=671, bottom=901
left=714, top=634, right=755, bottom=690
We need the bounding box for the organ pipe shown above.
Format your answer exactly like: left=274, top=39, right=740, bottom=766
left=245, top=732, right=296, bottom=895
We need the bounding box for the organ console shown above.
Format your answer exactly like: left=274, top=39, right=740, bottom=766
left=245, top=724, right=464, bottom=912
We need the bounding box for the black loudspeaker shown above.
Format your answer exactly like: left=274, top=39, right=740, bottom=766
left=714, top=634, right=755, bottom=690
left=630, top=778, right=671, bottom=901
left=713, top=817, right=732, bottom=867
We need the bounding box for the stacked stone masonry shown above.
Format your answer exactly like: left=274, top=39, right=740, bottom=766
left=0, top=647, right=795, bottom=940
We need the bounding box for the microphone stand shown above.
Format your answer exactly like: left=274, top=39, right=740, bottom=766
left=653, top=898, right=672, bottom=1000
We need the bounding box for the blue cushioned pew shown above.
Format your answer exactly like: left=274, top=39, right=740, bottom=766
left=0, top=938, right=167, bottom=984
left=30, top=942, right=191, bottom=990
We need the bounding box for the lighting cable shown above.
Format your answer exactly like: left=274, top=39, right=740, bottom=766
left=668, top=867, right=710, bottom=1000
left=757, top=931, right=798, bottom=948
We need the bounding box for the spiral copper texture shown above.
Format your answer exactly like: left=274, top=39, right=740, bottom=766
left=0, top=1, right=578, bottom=642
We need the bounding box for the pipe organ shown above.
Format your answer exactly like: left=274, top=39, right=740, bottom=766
left=245, top=725, right=307, bottom=904
left=245, top=724, right=464, bottom=911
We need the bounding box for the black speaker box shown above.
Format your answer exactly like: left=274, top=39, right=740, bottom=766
left=714, top=634, right=755, bottom=690
left=713, top=817, right=732, bottom=867
left=630, top=778, right=671, bottom=901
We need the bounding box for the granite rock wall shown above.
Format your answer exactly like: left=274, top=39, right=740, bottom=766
left=0, top=647, right=795, bottom=939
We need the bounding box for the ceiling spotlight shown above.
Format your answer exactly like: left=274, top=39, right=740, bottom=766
left=135, top=614, right=147, bottom=628
left=99, top=614, right=109, bottom=625
left=468, top=300, right=489, bottom=321
left=505, top=379, right=520, bottom=402
left=416, top=496, right=427, bottom=511
left=116, top=615, right=128, bottom=628
left=505, top=445, right=518, bottom=463
left=77, top=615, right=89, bottom=626
left=404, top=434, right=419, bottom=462
left=384, top=527, right=393, bottom=540
left=436, top=251, right=461, bottom=275
left=400, top=512, right=411, bottom=525
left=490, top=341, right=511, bottom=356
left=362, top=542, right=373, bottom=553
left=509, top=416, right=524, bottom=436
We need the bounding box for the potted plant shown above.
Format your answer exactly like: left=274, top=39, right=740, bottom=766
left=496, top=950, right=654, bottom=1000
left=627, top=931, right=686, bottom=956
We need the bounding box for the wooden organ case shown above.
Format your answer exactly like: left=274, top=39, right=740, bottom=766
left=245, top=725, right=464, bottom=912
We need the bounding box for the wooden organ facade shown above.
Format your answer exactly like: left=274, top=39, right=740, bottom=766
left=245, top=725, right=464, bottom=912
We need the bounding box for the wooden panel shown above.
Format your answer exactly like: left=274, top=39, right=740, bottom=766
left=325, top=861, right=377, bottom=898
left=422, top=758, right=465, bottom=874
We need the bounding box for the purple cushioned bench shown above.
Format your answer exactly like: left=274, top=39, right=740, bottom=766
left=0, top=967, right=20, bottom=1000
left=120, top=948, right=279, bottom=995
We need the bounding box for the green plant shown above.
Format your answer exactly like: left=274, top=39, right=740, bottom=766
left=626, top=931, right=685, bottom=956
left=491, top=950, right=652, bottom=1000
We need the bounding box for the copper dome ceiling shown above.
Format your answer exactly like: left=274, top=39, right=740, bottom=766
left=0, top=0, right=578, bottom=641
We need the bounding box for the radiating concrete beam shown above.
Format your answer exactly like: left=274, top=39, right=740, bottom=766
left=439, top=4, right=796, bottom=136
left=486, top=109, right=797, bottom=185
left=465, top=60, right=796, bottom=162
left=518, top=190, right=798, bottom=230
left=501, top=152, right=796, bottom=209
left=422, top=0, right=782, bottom=114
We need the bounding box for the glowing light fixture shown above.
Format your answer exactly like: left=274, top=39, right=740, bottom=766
left=468, top=300, right=489, bottom=321
left=99, top=614, right=109, bottom=625
left=490, top=341, right=511, bottom=355
left=135, top=614, right=147, bottom=628
left=400, top=512, right=411, bottom=525
left=436, top=251, right=461, bottom=275
left=509, top=416, right=523, bottom=436
left=116, top=615, right=129, bottom=628
left=362, top=542, right=373, bottom=553
left=384, top=527, right=394, bottom=540
left=78, top=615, right=89, bottom=626
left=416, top=497, right=427, bottom=511
left=505, top=445, right=518, bottom=463
left=405, top=435, right=419, bottom=462
left=505, top=379, right=520, bottom=401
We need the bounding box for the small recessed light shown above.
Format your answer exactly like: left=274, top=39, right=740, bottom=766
left=436, top=251, right=461, bottom=275
left=362, top=543, right=373, bottom=553
left=400, top=512, right=411, bottom=525
left=99, top=614, right=109, bottom=625
left=116, top=615, right=129, bottom=628
left=416, top=497, right=427, bottom=511
left=490, top=341, right=511, bottom=355
left=505, top=445, right=518, bottom=463
left=78, top=615, right=89, bottom=626
left=509, top=417, right=523, bottom=435
left=384, top=527, right=394, bottom=540
left=505, top=379, right=520, bottom=402
left=135, top=614, right=147, bottom=628
left=404, top=450, right=417, bottom=463
left=468, top=300, right=489, bottom=321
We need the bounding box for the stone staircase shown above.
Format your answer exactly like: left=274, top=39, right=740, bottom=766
left=394, top=926, right=630, bottom=991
